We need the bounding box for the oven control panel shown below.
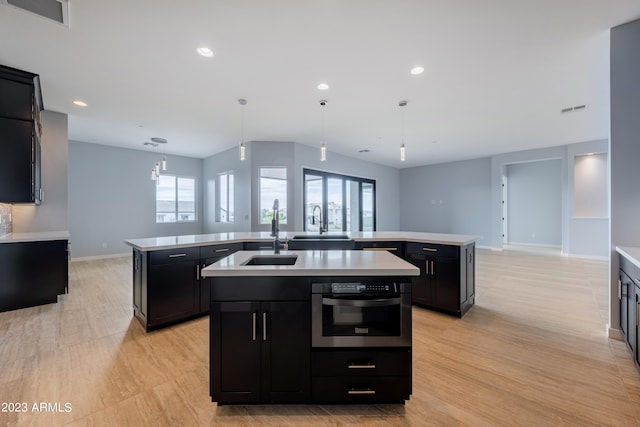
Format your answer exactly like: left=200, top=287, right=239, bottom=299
left=330, top=282, right=398, bottom=293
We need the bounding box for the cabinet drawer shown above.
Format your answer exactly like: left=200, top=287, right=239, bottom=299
left=406, top=242, right=458, bottom=257
left=354, top=241, right=404, bottom=257
left=149, top=246, right=200, bottom=265
left=244, top=241, right=276, bottom=250
left=620, top=255, right=640, bottom=287
left=312, top=375, right=410, bottom=403
left=311, top=350, right=410, bottom=377
left=200, top=242, right=242, bottom=258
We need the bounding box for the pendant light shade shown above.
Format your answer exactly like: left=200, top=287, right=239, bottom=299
left=162, top=156, right=167, bottom=171
left=238, top=99, right=247, bottom=161
left=319, top=99, right=327, bottom=161
left=399, top=100, right=407, bottom=162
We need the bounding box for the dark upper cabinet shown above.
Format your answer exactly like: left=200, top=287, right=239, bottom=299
left=0, top=64, right=43, bottom=204
left=0, top=117, right=34, bottom=202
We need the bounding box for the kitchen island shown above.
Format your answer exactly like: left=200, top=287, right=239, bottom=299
left=201, top=249, right=419, bottom=404
left=124, top=231, right=478, bottom=330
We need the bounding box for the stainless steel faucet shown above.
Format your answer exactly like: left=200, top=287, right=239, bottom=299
left=272, top=199, right=281, bottom=254
left=312, top=204, right=325, bottom=234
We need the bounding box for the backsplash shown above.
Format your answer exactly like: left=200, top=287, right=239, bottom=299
left=0, top=203, right=12, bottom=236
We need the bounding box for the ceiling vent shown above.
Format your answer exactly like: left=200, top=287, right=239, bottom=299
left=561, top=104, right=587, bottom=114
left=1, top=0, right=69, bottom=27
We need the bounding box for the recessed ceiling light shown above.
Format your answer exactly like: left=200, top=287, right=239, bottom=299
left=197, top=47, right=214, bottom=57
left=73, top=100, right=87, bottom=107
left=317, top=83, right=329, bottom=90
left=410, top=66, right=425, bottom=75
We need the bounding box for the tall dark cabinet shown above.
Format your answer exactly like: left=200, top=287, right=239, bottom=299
left=0, top=64, right=43, bottom=204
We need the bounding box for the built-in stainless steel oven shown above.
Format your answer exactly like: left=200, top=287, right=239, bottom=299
left=311, top=281, right=412, bottom=348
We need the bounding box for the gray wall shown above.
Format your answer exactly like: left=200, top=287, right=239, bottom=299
left=506, top=159, right=562, bottom=246
left=202, top=145, right=252, bottom=233
left=611, top=18, right=640, bottom=333
left=68, top=141, right=203, bottom=258
left=399, top=158, right=492, bottom=246
left=12, top=110, right=68, bottom=233
left=399, top=141, right=608, bottom=257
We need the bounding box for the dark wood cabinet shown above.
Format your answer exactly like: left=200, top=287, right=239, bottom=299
left=0, top=65, right=43, bottom=204
left=405, top=242, right=475, bottom=317
left=199, top=243, right=242, bottom=314
left=133, top=243, right=241, bottom=331
left=148, top=247, right=200, bottom=327
left=0, top=239, right=68, bottom=312
left=210, top=278, right=310, bottom=404
left=619, top=254, right=640, bottom=368
left=311, top=349, right=411, bottom=403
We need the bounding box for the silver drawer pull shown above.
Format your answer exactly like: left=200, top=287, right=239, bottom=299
left=422, top=247, right=437, bottom=252
left=215, top=248, right=229, bottom=253
left=168, top=253, right=187, bottom=258
left=259, top=246, right=272, bottom=249
left=348, top=389, right=376, bottom=395
left=362, top=247, right=397, bottom=251
left=348, top=364, right=376, bottom=369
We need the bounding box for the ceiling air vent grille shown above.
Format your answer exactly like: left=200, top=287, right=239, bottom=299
left=1, top=0, right=69, bottom=27
left=560, top=104, right=588, bottom=114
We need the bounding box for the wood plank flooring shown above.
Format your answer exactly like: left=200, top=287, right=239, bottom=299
left=1, top=249, right=639, bottom=426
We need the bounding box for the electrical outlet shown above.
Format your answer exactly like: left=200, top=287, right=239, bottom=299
left=531, top=233, right=535, bottom=239
left=102, top=242, right=108, bottom=248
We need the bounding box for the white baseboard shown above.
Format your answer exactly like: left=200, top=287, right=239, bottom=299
left=71, top=252, right=130, bottom=262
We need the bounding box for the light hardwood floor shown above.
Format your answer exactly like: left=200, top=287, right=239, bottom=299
left=1, top=249, right=639, bottom=426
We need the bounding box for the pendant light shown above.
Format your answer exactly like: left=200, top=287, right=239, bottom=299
left=319, top=99, right=327, bottom=161
left=238, top=98, right=247, bottom=161
left=151, top=137, right=168, bottom=170
left=399, top=100, right=407, bottom=162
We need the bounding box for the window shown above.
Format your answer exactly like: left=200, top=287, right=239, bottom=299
left=217, top=171, right=234, bottom=222
left=260, top=167, right=287, bottom=224
left=303, top=169, right=376, bottom=232
left=156, top=175, right=196, bottom=223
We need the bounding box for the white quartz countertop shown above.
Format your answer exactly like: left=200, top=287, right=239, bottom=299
left=201, top=250, right=421, bottom=277
left=125, top=231, right=480, bottom=251
left=616, top=246, right=640, bottom=269
left=0, top=231, right=70, bottom=244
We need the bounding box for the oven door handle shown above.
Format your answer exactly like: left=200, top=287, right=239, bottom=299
left=322, top=297, right=401, bottom=307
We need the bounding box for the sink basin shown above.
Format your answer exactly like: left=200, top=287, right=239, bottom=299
left=242, top=255, right=298, bottom=266
left=291, top=234, right=350, bottom=240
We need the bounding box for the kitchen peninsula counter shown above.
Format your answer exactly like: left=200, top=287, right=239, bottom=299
left=124, top=231, right=479, bottom=251
left=125, top=231, right=478, bottom=331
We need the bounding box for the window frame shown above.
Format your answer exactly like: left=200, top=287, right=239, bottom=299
left=216, top=170, right=234, bottom=223
left=302, top=168, right=376, bottom=232
left=259, top=166, right=288, bottom=225
left=155, top=174, right=197, bottom=224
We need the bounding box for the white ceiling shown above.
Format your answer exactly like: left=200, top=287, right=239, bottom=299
left=1, top=1, right=639, bottom=168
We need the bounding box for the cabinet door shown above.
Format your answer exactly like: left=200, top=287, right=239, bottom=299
left=133, top=250, right=143, bottom=314
left=148, top=259, right=198, bottom=326
left=211, top=302, right=261, bottom=403
left=404, top=251, right=431, bottom=305
left=432, top=255, right=459, bottom=313
left=0, top=117, right=34, bottom=203
left=262, top=301, right=310, bottom=402
left=0, top=76, right=33, bottom=120
left=465, top=245, right=475, bottom=302
left=0, top=240, right=67, bottom=312
left=620, top=270, right=631, bottom=340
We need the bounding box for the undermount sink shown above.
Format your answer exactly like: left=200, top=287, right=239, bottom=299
left=242, top=255, right=298, bottom=266
left=291, top=234, right=351, bottom=240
